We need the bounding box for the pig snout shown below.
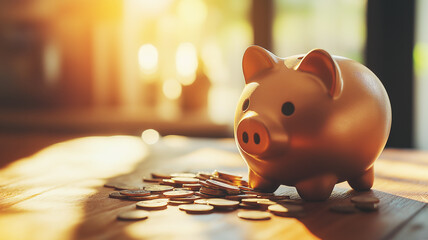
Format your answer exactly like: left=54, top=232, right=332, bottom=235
left=236, top=117, right=271, bottom=156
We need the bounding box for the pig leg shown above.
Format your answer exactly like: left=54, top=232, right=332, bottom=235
left=295, top=174, right=338, bottom=201
left=347, top=166, right=374, bottom=191
left=248, top=169, right=279, bottom=192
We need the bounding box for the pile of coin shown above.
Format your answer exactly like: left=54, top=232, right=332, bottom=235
left=105, top=170, right=380, bottom=221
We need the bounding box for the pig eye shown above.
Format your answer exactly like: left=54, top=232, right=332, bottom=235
left=242, top=98, right=250, bottom=111
left=281, top=102, right=295, bottom=116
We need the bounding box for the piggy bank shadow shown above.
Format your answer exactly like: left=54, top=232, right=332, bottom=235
left=291, top=187, right=426, bottom=240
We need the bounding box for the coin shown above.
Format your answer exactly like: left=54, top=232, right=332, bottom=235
left=128, top=195, right=160, bottom=201
left=109, top=191, right=128, bottom=199
left=169, top=200, right=194, bottom=205
left=151, top=173, right=171, bottom=179
left=239, top=203, right=260, bottom=209
left=214, top=170, right=243, bottom=181
left=195, top=192, right=217, bottom=198
left=163, top=190, right=194, bottom=198
left=225, top=194, right=258, bottom=201
left=170, top=173, right=197, bottom=178
left=144, top=185, right=174, bottom=193
left=161, top=179, right=182, bottom=187
left=206, top=179, right=240, bottom=192
left=194, top=199, right=209, bottom=204
left=117, top=210, right=149, bottom=221
left=329, top=203, right=359, bottom=214
left=241, top=198, right=262, bottom=206
left=355, top=203, right=379, bottom=211
left=120, top=189, right=150, bottom=197
left=351, top=196, right=380, bottom=204
left=182, top=183, right=202, bottom=190
left=179, top=204, right=214, bottom=214
left=207, top=198, right=240, bottom=209
left=239, top=186, right=254, bottom=191
left=171, top=177, right=199, bottom=184
left=136, top=199, right=168, bottom=210
left=169, top=195, right=201, bottom=201
left=196, top=172, right=212, bottom=180
left=268, top=204, right=304, bottom=217
left=237, top=210, right=272, bottom=220
left=257, top=199, right=277, bottom=209
left=200, top=186, right=226, bottom=197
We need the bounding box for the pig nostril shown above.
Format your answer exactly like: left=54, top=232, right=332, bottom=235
left=254, top=133, right=260, bottom=144
left=243, top=132, right=249, bottom=143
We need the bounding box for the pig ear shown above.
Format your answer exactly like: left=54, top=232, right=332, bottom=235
left=242, top=45, right=278, bottom=84
left=296, top=49, right=343, bottom=99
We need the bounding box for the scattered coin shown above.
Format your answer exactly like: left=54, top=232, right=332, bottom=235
left=268, top=204, right=304, bottom=217
left=225, top=194, right=258, bottom=201
left=120, top=189, right=150, bottom=197
left=171, top=177, right=199, bottom=184
left=179, top=204, right=214, bottom=214
left=238, top=210, right=272, bottom=220
left=136, top=199, right=169, bottom=210
left=163, top=190, right=194, bottom=198
left=128, top=195, right=160, bottom=201
left=239, top=203, right=260, bottom=209
left=257, top=199, right=277, bottom=209
left=170, top=173, right=197, bottom=178
left=206, top=179, right=240, bottom=192
left=329, top=203, right=359, bottom=214
left=169, top=200, right=194, bottom=205
left=117, top=210, right=149, bottom=221
left=169, top=195, right=201, bottom=201
left=151, top=173, right=171, bottom=179
left=242, top=198, right=262, bottom=206
left=144, top=185, right=174, bottom=193
left=194, top=199, right=209, bottom=205
left=200, top=186, right=226, bottom=197
left=109, top=191, right=128, bottom=199
left=214, top=170, right=243, bottom=181
left=355, top=203, right=379, bottom=212
left=182, top=183, right=202, bottom=191
left=351, top=196, right=380, bottom=204
left=207, top=198, right=240, bottom=209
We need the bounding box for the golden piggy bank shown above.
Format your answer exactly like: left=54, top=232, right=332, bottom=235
left=234, top=46, right=392, bottom=201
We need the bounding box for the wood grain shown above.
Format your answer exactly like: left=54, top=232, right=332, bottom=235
left=0, top=134, right=427, bottom=240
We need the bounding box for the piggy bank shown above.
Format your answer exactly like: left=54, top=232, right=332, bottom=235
left=234, top=46, right=391, bottom=201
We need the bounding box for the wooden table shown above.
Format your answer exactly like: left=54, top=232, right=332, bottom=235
left=0, top=134, right=427, bottom=240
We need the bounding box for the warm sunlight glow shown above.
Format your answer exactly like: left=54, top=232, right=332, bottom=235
left=0, top=136, right=149, bottom=240
left=142, top=129, right=160, bottom=145
left=130, top=0, right=172, bottom=17
left=177, top=0, right=207, bottom=28
left=176, top=42, right=198, bottom=85
left=138, top=44, right=158, bottom=74
left=162, top=79, right=182, bottom=100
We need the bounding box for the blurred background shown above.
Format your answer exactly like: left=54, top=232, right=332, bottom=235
left=0, top=0, right=426, bottom=149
